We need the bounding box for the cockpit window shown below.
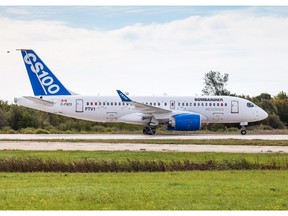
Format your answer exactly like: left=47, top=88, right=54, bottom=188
left=247, top=102, right=254, bottom=108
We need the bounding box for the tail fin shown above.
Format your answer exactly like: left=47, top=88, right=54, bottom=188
left=20, top=49, right=71, bottom=96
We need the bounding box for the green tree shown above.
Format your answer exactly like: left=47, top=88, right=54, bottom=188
left=273, top=91, right=288, bottom=124
left=202, top=71, right=230, bottom=96
left=256, top=93, right=272, bottom=102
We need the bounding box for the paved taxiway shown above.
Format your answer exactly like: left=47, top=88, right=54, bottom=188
left=0, top=133, right=288, bottom=140
left=0, top=134, right=287, bottom=153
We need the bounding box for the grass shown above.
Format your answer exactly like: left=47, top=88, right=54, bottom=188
left=1, top=150, right=288, bottom=163
left=0, top=150, right=287, bottom=210
left=0, top=151, right=287, bottom=172
left=0, top=171, right=287, bottom=210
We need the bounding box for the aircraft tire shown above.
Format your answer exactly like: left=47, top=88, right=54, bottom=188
left=240, top=129, right=247, bottom=135
left=143, top=127, right=156, bottom=135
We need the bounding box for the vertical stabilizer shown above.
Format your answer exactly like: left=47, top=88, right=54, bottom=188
left=20, top=49, right=71, bottom=96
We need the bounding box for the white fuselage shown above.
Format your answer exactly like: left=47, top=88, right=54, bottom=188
left=14, top=95, right=268, bottom=126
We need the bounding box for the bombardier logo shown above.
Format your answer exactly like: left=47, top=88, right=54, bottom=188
left=24, top=53, right=60, bottom=95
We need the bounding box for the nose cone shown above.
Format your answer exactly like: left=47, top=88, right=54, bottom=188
left=258, top=108, right=268, bottom=121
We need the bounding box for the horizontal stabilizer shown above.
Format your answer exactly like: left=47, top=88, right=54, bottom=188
left=23, top=96, right=55, bottom=106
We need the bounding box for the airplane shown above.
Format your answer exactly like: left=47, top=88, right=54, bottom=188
left=14, top=49, right=268, bottom=135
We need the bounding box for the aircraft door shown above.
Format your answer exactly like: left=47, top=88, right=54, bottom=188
left=170, top=100, right=175, bottom=109
left=76, top=99, right=83, bottom=112
left=231, top=101, right=239, bottom=113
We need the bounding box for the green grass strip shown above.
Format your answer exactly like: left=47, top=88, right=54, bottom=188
left=0, top=171, right=287, bottom=210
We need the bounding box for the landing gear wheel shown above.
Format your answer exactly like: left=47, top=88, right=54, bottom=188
left=143, top=127, right=156, bottom=135
left=240, top=123, right=248, bottom=135
left=240, top=129, right=247, bottom=135
left=143, top=128, right=148, bottom=134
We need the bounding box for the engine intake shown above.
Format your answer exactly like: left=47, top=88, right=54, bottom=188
left=167, top=113, right=201, bottom=131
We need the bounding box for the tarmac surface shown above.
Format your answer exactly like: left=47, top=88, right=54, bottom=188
left=0, top=133, right=288, bottom=140
left=0, top=134, right=287, bottom=153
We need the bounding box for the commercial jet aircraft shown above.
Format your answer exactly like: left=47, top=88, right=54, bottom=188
left=14, top=49, right=268, bottom=135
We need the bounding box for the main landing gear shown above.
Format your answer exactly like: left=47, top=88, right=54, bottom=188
left=143, top=127, right=156, bottom=135
left=240, top=122, right=248, bottom=135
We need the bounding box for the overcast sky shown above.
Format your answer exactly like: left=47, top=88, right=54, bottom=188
left=1, top=6, right=288, bottom=102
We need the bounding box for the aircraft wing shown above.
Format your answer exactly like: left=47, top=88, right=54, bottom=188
left=116, top=90, right=171, bottom=115
left=23, top=96, right=55, bottom=106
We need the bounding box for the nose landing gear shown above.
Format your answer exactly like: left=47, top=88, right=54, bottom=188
left=240, top=122, right=248, bottom=135
left=240, top=127, right=247, bottom=135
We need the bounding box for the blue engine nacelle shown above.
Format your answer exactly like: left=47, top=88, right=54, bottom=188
left=167, top=113, right=201, bottom=131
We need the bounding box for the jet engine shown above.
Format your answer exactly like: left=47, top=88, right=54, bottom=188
left=167, top=113, right=201, bottom=131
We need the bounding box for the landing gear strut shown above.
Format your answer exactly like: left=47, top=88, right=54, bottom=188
left=143, top=127, right=156, bottom=135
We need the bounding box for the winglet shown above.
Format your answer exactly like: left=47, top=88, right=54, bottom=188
left=116, top=90, right=132, bottom=102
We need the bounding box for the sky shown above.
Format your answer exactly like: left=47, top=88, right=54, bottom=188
left=1, top=5, right=288, bottom=102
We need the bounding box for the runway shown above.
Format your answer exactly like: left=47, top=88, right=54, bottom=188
left=0, top=133, right=288, bottom=140
left=0, top=134, right=287, bottom=153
